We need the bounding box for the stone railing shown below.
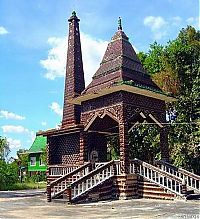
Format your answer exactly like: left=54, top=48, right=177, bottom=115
left=155, top=160, right=200, bottom=193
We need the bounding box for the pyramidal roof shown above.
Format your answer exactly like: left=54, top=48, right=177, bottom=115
left=83, top=18, right=161, bottom=95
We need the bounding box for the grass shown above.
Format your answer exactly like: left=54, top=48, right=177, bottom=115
left=2, top=181, right=46, bottom=191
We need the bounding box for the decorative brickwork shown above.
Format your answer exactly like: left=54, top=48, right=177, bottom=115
left=81, top=91, right=169, bottom=165
left=49, top=133, right=80, bottom=165
left=62, top=11, right=85, bottom=128
left=119, top=122, right=129, bottom=174
left=44, top=12, right=86, bottom=168
left=44, top=12, right=170, bottom=173
left=47, top=138, right=53, bottom=165
left=79, top=131, right=88, bottom=165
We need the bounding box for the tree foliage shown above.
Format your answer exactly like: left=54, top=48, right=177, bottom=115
left=138, top=26, right=200, bottom=173
left=0, top=136, right=10, bottom=161
left=17, top=149, right=29, bottom=170
left=0, top=160, right=19, bottom=190
left=0, top=137, right=19, bottom=190
left=128, top=124, right=160, bottom=164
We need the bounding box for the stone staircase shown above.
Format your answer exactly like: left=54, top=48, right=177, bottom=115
left=155, top=159, right=200, bottom=200
left=46, top=159, right=200, bottom=203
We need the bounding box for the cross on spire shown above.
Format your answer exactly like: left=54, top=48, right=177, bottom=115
left=118, top=17, right=122, bottom=30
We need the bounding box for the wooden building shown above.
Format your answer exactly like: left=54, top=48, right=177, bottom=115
left=28, top=135, right=47, bottom=176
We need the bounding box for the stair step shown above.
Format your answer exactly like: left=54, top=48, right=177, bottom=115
left=52, top=198, right=71, bottom=204
left=186, top=190, right=194, bottom=195
left=138, top=188, right=169, bottom=194
left=139, top=193, right=174, bottom=200
left=186, top=194, right=200, bottom=200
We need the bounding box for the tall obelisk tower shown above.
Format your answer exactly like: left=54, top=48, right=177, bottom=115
left=62, top=11, right=85, bottom=128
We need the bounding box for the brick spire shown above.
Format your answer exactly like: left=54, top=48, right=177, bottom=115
left=62, top=11, right=85, bottom=128
left=83, top=17, right=161, bottom=94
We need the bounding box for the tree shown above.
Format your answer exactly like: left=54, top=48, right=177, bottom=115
left=128, top=124, right=160, bottom=164
left=138, top=26, right=200, bottom=173
left=0, top=137, right=19, bottom=190
left=138, top=42, right=165, bottom=75
left=17, top=149, right=29, bottom=170
left=0, top=136, right=10, bottom=161
left=0, top=160, right=19, bottom=190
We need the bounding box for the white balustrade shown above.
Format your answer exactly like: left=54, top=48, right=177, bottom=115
left=50, top=163, right=91, bottom=199
left=129, top=162, right=135, bottom=174
left=49, top=165, right=79, bottom=176
left=156, top=160, right=200, bottom=193
left=134, top=159, right=183, bottom=196
left=71, top=162, right=114, bottom=201
left=115, top=160, right=121, bottom=175
left=48, top=159, right=198, bottom=202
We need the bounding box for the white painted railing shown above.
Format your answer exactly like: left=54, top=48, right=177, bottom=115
left=131, top=159, right=184, bottom=196
left=95, top=162, right=108, bottom=169
left=155, top=160, right=200, bottom=193
left=129, top=161, right=135, bottom=174
left=48, top=164, right=79, bottom=176
left=113, top=160, right=121, bottom=175
left=71, top=161, right=114, bottom=201
left=47, top=159, right=193, bottom=202
left=47, top=162, right=91, bottom=201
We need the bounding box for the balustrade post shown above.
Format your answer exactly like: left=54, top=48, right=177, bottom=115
left=64, top=185, right=72, bottom=203
left=181, top=180, right=187, bottom=195
left=112, top=162, right=118, bottom=199
left=46, top=169, right=50, bottom=184
left=112, top=162, right=117, bottom=175
left=133, top=160, right=139, bottom=197
left=88, top=162, right=93, bottom=172
left=46, top=184, right=51, bottom=202
left=134, top=160, right=139, bottom=174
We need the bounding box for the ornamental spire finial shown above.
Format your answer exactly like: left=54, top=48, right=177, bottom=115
left=72, top=10, right=76, bottom=17
left=118, top=17, right=122, bottom=30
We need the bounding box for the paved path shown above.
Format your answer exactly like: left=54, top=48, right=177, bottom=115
left=0, top=190, right=199, bottom=219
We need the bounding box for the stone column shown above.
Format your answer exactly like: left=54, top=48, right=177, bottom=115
left=119, top=122, right=129, bottom=174
left=79, top=131, right=87, bottom=165
left=160, top=126, right=170, bottom=162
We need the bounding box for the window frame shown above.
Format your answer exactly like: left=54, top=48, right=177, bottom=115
left=30, top=156, right=36, bottom=166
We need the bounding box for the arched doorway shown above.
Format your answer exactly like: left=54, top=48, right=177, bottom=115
left=84, top=113, right=119, bottom=163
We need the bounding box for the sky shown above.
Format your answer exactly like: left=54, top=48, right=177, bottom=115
left=0, top=0, right=199, bottom=158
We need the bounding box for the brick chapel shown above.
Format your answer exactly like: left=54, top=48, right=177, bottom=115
left=39, top=12, right=198, bottom=203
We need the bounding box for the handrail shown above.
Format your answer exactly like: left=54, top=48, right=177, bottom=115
left=155, top=160, right=200, bottom=193
left=132, top=158, right=184, bottom=196
left=48, top=164, right=80, bottom=176
left=50, top=162, right=90, bottom=187
left=70, top=160, right=115, bottom=201
left=71, top=160, right=114, bottom=187
left=155, top=160, right=200, bottom=180
left=47, top=162, right=91, bottom=201
left=48, top=164, right=79, bottom=167
left=134, top=159, right=183, bottom=182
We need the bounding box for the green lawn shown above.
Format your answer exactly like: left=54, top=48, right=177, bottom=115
left=2, top=182, right=46, bottom=191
